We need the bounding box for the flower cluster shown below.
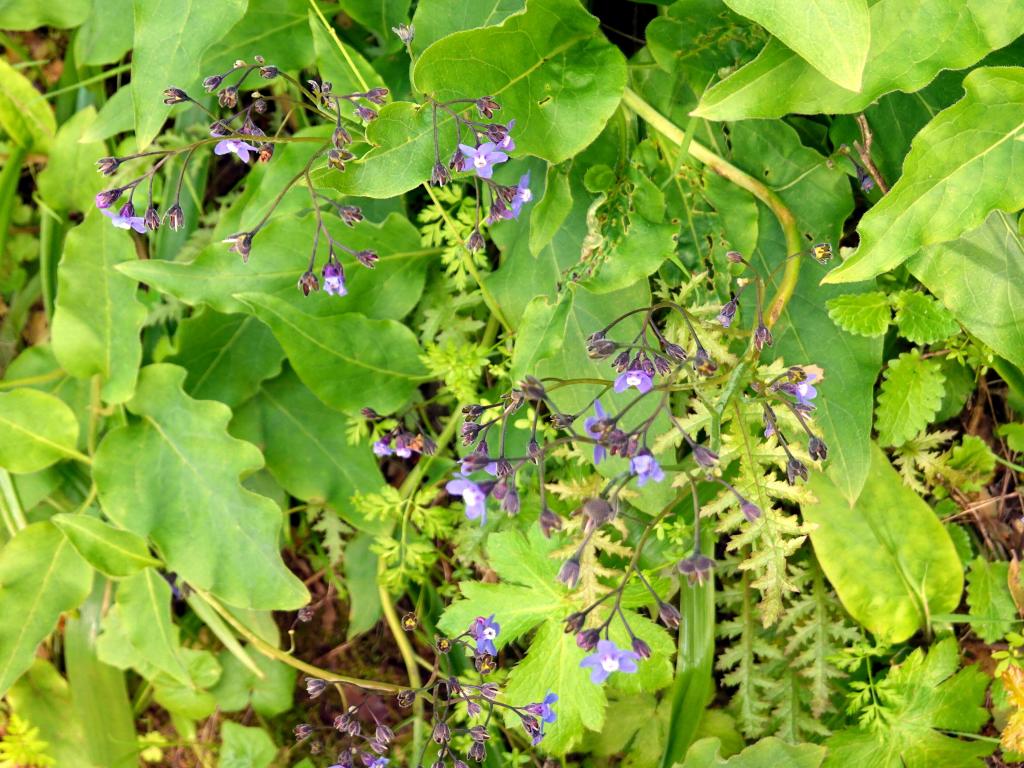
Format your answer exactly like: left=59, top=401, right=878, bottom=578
left=293, top=684, right=396, bottom=768
left=363, top=408, right=437, bottom=460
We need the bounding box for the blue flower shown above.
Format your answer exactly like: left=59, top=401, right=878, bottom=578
left=322, top=261, right=347, bottom=297
left=524, top=691, right=557, bottom=744
left=579, top=640, right=640, bottom=684
left=583, top=399, right=609, bottom=464
left=496, top=119, right=516, bottom=152
left=446, top=474, right=489, bottom=524
left=214, top=137, right=259, bottom=163
left=509, top=171, right=532, bottom=219
left=458, top=142, right=508, bottom=180
left=630, top=450, right=664, bottom=486
left=471, top=614, right=501, bottom=656
left=614, top=368, right=653, bottom=394
left=101, top=207, right=146, bottom=233
left=794, top=373, right=818, bottom=408
left=372, top=438, right=393, bottom=456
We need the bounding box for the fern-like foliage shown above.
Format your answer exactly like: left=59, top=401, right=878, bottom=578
left=0, top=714, right=55, bottom=768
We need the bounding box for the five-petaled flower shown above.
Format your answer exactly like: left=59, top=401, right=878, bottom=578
left=214, top=136, right=259, bottom=163
left=794, top=373, right=818, bottom=408
left=446, top=474, right=489, bottom=524
left=630, top=450, right=665, bottom=486
left=471, top=614, right=501, bottom=656
left=101, top=207, right=146, bottom=233
left=524, top=692, right=557, bottom=744
left=583, top=400, right=609, bottom=464
left=614, top=367, right=653, bottom=394
left=580, top=640, right=640, bottom=684
left=458, top=142, right=508, bottom=180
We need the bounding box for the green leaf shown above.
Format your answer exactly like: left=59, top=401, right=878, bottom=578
left=825, top=292, right=892, bottom=338
left=910, top=211, right=1024, bottom=371
left=998, top=423, right=1024, bottom=453
left=217, top=722, right=277, bottom=768
left=164, top=309, right=283, bottom=408
left=7, top=660, right=92, bottom=768
left=530, top=164, right=573, bottom=256
left=118, top=213, right=430, bottom=320
left=209, top=650, right=296, bottom=717
left=876, top=350, right=945, bottom=447
left=309, top=9, right=386, bottom=93
left=74, top=0, right=133, bottom=66
left=52, top=513, right=161, bottom=578
left=114, top=569, right=192, bottom=686
left=230, top=368, right=386, bottom=532
left=35, top=107, right=105, bottom=213
left=0, top=0, right=89, bottom=28
left=344, top=534, right=382, bottom=638
left=238, top=294, right=427, bottom=415
left=0, top=58, right=55, bottom=150
left=130, top=0, right=247, bottom=148
left=893, top=291, right=961, bottom=345
left=695, top=3, right=1024, bottom=121
left=509, top=295, right=571, bottom=383
left=966, top=557, right=1018, bottom=644
left=410, top=0, right=523, bottom=55
left=151, top=648, right=222, bottom=719
left=328, top=0, right=409, bottom=46
left=804, top=445, right=963, bottom=643
left=52, top=211, right=147, bottom=404
left=824, top=67, right=1024, bottom=284
left=0, top=522, right=93, bottom=697
left=0, top=389, right=81, bottom=473
left=203, top=0, right=314, bottom=72
left=824, top=638, right=992, bottom=767
left=681, top=735, right=826, bottom=768
left=721, top=0, right=869, bottom=91
left=93, top=364, right=309, bottom=610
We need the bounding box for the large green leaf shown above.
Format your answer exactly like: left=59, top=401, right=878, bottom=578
left=114, top=569, right=192, bottom=686
left=52, top=211, right=147, bottom=404
left=74, top=0, right=133, bottom=66
left=130, top=0, right=247, bottom=148
left=681, top=736, right=826, bottom=768
left=909, top=211, right=1024, bottom=371
left=309, top=9, right=386, bottom=94
left=0, top=389, right=81, bottom=473
left=203, top=0, right=313, bottom=72
left=825, top=67, right=1024, bottom=284
left=118, top=213, right=430, bottom=320
left=695, top=2, right=1024, bottom=121
left=231, top=368, right=386, bottom=532
left=0, top=0, right=90, bottom=28
left=316, top=0, right=626, bottom=197
left=325, top=0, right=410, bottom=47
left=804, top=444, right=963, bottom=643
left=52, top=513, right=161, bottom=578
left=36, top=107, right=105, bottom=213
left=218, top=722, right=276, bottom=768
left=966, top=556, right=1018, bottom=644
left=0, top=57, right=55, bottom=150
left=238, top=294, right=427, bottom=415
left=164, top=309, right=283, bottom=408
left=722, top=0, right=869, bottom=91
left=0, top=522, right=94, bottom=697
left=93, top=364, right=309, bottom=610
left=7, top=660, right=93, bottom=768
left=410, top=0, right=523, bottom=55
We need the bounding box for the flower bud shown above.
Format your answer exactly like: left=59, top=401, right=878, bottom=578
left=469, top=741, right=487, bottom=762
left=658, top=601, right=681, bottom=629
left=96, top=157, right=120, bottom=176
left=808, top=436, right=828, bottom=462
left=401, top=612, right=417, bottom=631
left=397, top=689, right=416, bottom=707
left=741, top=500, right=762, bottom=523
left=163, top=87, right=188, bottom=104
left=432, top=722, right=451, bottom=744
left=539, top=507, right=562, bottom=538
left=94, top=188, right=122, bottom=209
left=576, top=628, right=600, bottom=650
left=305, top=677, right=327, bottom=698
left=558, top=556, right=581, bottom=589
left=466, top=229, right=485, bottom=252
left=631, top=637, right=652, bottom=659
left=144, top=206, right=160, bottom=231
left=167, top=203, right=184, bottom=231
left=787, top=457, right=809, bottom=484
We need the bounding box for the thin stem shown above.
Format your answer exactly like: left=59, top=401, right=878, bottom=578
left=308, top=0, right=370, bottom=92
left=379, top=578, right=424, bottom=755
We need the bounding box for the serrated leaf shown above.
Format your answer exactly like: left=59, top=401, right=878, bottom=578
left=130, top=0, right=247, bottom=148
left=966, top=557, right=1018, bottom=643
left=876, top=350, right=945, bottom=446
left=0, top=389, right=81, bottom=473
left=695, top=3, right=1024, bottom=121
left=94, top=364, right=309, bottom=610
left=52, top=513, right=161, bottom=578
left=892, top=291, right=960, bottom=345
left=722, top=0, right=869, bottom=91
left=237, top=295, right=427, bottom=416
left=0, top=522, right=94, bottom=697
left=52, top=211, right=147, bottom=404
left=910, top=210, right=1024, bottom=370
left=825, top=292, right=892, bottom=337
left=825, top=67, right=1024, bottom=284
left=804, top=445, right=963, bottom=643
left=824, top=639, right=992, bottom=767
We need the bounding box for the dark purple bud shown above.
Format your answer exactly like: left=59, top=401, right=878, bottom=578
left=717, top=299, right=738, bottom=328
left=431, top=162, right=451, bottom=186
left=693, top=347, right=717, bottom=376
left=364, top=87, right=389, bottom=105
left=432, top=722, right=451, bottom=744
left=726, top=249, right=745, bottom=264
left=558, top=556, right=581, bottom=589
left=582, top=497, right=614, bottom=528
left=327, top=148, right=349, bottom=171
left=297, top=605, right=315, bottom=622
left=808, top=436, right=828, bottom=462
left=475, top=96, right=500, bottom=119
left=305, top=677, right=327, bottom=698
left=202, top=75, right=223, bottom=91
left=96, top=157, right=120, bottom=176
left=494, top=458, right=513, bottom=477
left=144, top=206, right=160, bottom=231
left=631, top=637, right=652, bottom=659
left=692, top=444, right=718, bottom=468
left=370, top=740, right=388, bottom=755
left=118, top=201, right=136, bottom=219
left=658, top=601, right=680, bottom=628
left=225, top=231, right=253, bottom=261
left=754, top=323, right=773, bottom=351
left=294, top=723, right=314, bottom=740
left=218, top=86, right=238, bottom=108
left=461, top=422, right=481, bottom=445
left=355, top=249, right=378, bottom=268
left=484, top=123, right=508, bottom=143
left=397, top=689, right=416, bottom=707
left=678, top=554, right=715, bottom=586
left=653, top=355, right=672, bottom=375
left=375, top=724, right=394, bottom=744
left=662, top=342, right=687, bottom=361
left=741, top=500, right=762, bottom=523
left=539, top=507, right=562, bottom=538
left=587, top=337, right=618, bottom=359
left=520, top=376, right=546, bottom=401
left=338, top=205, right=363, bottom=226
left=209, top=120, right=231, bottom=137
left=260, top=64, right=278, bottom=79
left=640, top=355, right=656, bottom=376
left=355, top=105, right=377, bottom=122
left=527, top=438, right=542, bottom=461
left=258, top=143, right=274, bottom=163
left=449, top=149, right=465, bottom=172
left=576, top=628, right=600, bottom=650
left=466, top=229, right=485, bottom=252
left=550, top=412, right=575, bottom=429
left=564, top=612, right=586, bottom=633
left=474, top=653, right=497, bottom=674
left=462, top=404, right=485, bottom=421
left=167, top=203, right=184, bottom=231
left=613, top=350, right=631, bottom=372
left=94, top=188, right=122, bottom=209
left=469, top=725, right=489, bottom=742
left=501, top=488, right=520, bottom=516
left=333, top=125, right=352, bottom=147
left=469, top=741, right=487, bottom=762
left=252, top=98, right=268, bottom=115
left=786, top=457, right=808, bottom=484
left=163, top=87, right=188, bottom=104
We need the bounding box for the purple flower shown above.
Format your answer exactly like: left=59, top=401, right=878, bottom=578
left=372, top=438, right=393, bottom=456
left=509, top=171, right=533, bottom=219
left=583, top=400, right=609, bottom=465
left=630, top=450, right=664, bottom=486
left=461, top=456, right=498, bottom=475
left=524, top=691, right=557, bottom=744
left=101, top=207, right=147, bottom=233
left=446, top=474, right=488, bottom=524
left=214, top=136, right=259, bottom=163
left=368, top=759, right=389, bottom=768
left=614, top=368, right=653, bottom=394
left=794, top=374, right=817, bottom=408
left=322, top=261, right=347, bottom=297
left=458, top=142, right=508, bottom=180
left=496, top=119, right=516, bottom=152
left=471, top=614, right=501, bottom=656
left=580, top=640, right=640, bottom=684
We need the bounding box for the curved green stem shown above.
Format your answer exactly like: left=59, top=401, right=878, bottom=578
left=621, top=88, right=804, bottom=328
left=379, top=578, right=424, bottom=756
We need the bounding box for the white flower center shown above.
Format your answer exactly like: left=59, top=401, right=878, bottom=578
left=483, top=627, right=496, bottom=639
left=626, top=372, right=643, bottom=386
left=634, top=455, right=652, bottom=473
left=600, top=655, right=620, bottom=673
left=520, top=188, right=533, bottom=203
left=464, top=487, right=484, bottom=506
left=473, top=154, right=488, bottom=169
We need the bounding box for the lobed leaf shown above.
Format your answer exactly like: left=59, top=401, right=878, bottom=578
left=876, top=350, right=945, bottom=447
